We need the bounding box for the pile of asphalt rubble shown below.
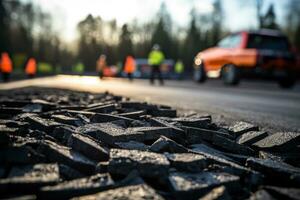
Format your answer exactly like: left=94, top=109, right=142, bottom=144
left=0, top=87, right=299, bottom=200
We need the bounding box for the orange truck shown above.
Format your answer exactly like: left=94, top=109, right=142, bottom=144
left=193, top=29, right=298, bottom=88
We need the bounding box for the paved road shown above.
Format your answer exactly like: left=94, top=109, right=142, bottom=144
left=1, top=75, right=300, bottom=132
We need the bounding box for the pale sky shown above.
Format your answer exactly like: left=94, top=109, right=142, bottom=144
left=23, top=0, right=288, bottom=42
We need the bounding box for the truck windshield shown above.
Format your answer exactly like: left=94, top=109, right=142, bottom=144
left=247, top=34, right=289, bottom=51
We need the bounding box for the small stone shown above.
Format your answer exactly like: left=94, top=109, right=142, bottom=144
left=166, top=153, right=209, bottom=172
left=212, top=134, right=255, bottom=156
left=67, top=133, right=109, bottom=161
left=236, top=131, right=268, bottom=146
left=39, top=173, right=114, bottom=199
left=108, top=149, right=170, bottom=178
left=0, top=164, right=59, bottom=195
left=71, top=183, right=164, bottom=200
left=38, top=140, right=96, bottom=174
left=115, top=141, right=149, bottom=151
left=199, top=186, right=230, bottom=200
left=252, top=132, right=300, bottom=152
left=228, top=121, right=259, bottom=138
left=149, top=136, right=188, bottom=153
left=168, top=172, right=240, bottom=199
left=76, top=123, right=145, bottom=146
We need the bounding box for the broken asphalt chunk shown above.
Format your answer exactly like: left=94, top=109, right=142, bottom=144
left=168, top=172, right=240, bottom=199
left=71, top=183, right=164, bottom=200
left=228, top=121, right=259, bottom=138
left=149, top=136, right=188, bottom=153
left=236, top=131, right=268, bottom=146
left=38, top=140, right=96, bottom=174
left=90, top=113, right=133, bottom=125
left=127, top=126, right=183, bottom=142
left=186, top=127, right=231, bottom=144
left=52, top=115, right=83, bottom=127
left=172, top=117, right=211, bottom=129
left=249, top=189, right=276, bottom=200
left=84, top=104, right=116, bottom=113
left=24, top=115, right=61, bottom=133
left=76, top=123, right=145, bottom=146
left=0, top=164, right=60, bottom=195
left=246, top=157, right=300, bottom=186
left=0, top=145, right=45, bottom=165
left=165, top=153, right=209, bottom=172
left=263, top=186, right=300, bottom=200
left=67, top=133, right=109, bottom=161
left=252, top=132, right=300, bottom=152
left=115, top=141, right=149, bottom=151
left=199, top=186, right=230, bottom=200
left=39, top=173, right=114, bottom=199
left=118, top=110, right=146, bottom=120
left=108, top=149, right=170, bottom=178
left=212, top=134, right=255, bottom=156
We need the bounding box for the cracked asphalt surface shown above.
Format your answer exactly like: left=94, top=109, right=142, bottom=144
left=1, top=75, right=299, bottom=132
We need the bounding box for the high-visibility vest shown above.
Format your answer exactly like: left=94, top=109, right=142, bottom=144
left=175, top=61, right=184, bottom=74
left=0, top=53, right=13, bottom=73
left=148, top=50, right=165, bottom=66
left=25, top=58, right=37, bottom=75
left=124, top=56, right=136, bottom=73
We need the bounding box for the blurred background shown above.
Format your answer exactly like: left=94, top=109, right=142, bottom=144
left=0, top=0, right=299, bottom=76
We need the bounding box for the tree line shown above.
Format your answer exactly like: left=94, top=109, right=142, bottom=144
left=1, top=0, right=300, bottom=73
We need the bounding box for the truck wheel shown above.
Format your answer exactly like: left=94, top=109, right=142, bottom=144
left=278, top=76, right=296, bottom=89
left=194, top=63, right=206, bottom=83
left=222, top=64, right=240, bottom=85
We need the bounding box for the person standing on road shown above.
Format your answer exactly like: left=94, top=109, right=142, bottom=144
left=96, top=54, right=107, bottom=79
left=25, top=57, right=37, bottom=78
left=124, top=54, right=136, bottom=81
left=0, top=52, right=13, bottom=82
left=175, top=59, right=184, bottom=80
left=148, top=44, right=165, bottom=85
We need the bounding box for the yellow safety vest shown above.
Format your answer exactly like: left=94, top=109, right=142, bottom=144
left=148, top=50, right=165, bottom=65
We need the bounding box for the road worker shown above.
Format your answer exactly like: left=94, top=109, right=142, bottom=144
left=96, top=54, right=107, bottom=79
left=148, top=44, right=165, bottom=85
left=175, top=59, right=184, bottom=80
left=25, top=58, right=37, bottom=78
left=124, top=54, right=136, bottom=81
left=0, top=52, right=13, bottom=82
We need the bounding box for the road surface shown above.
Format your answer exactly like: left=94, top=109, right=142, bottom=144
left=1, top=75, right=299, bottom=132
